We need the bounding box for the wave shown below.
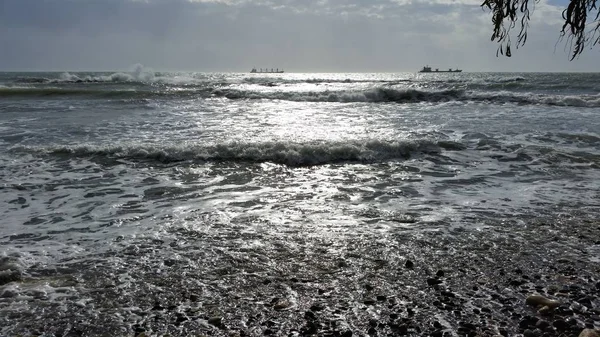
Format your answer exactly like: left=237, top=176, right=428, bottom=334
left=0, top=87, right=210, bottom=99
left=13, top=73, right=202, bottom=86
left=3, top=80, right=600, bottom=107
left=554, top=132, right=600, bottom=145
left=211, top=87, right=466, bottom=103
left=211, top=87, right=600, bottom=107
left=492, top=76, right=526, bottom=83
left=11, top=139, right=464, bottom=166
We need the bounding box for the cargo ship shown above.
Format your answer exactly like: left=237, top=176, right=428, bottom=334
left=250, top=67, right=284, bottom=73
left=419, top=65, right=462, bottom=73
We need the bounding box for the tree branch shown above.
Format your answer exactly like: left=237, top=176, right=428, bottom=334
left=483, top=0, right=600, bottom=59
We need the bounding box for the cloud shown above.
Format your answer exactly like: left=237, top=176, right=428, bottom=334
left=0, top=0, right=595, bottom=71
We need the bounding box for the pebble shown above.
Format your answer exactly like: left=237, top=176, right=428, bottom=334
left=301, top=321, right=319, bottom=335
left=538, top=305, right=554, bottom=315
left=552, top=319, right=568, bottom=331
left=580, top=329, right=600, bottom=337
left=304, top=311, right=316, bottom=320
left=208, top=316, right=223, bottom=327
left=427, top=278, right=443, bottom=286
left=525, top=295, right=560, bottom=309
left=175, top=313, right=188, bottom=324
left=535, top=319, right=550, bottom=329
left=310, top=303, right=325, bottom=312
left=441, top=291, right=455, bottom=298
left=523, top=329, right=535, bottom=337
left=459, top=321, right=477, bottom=331
left=273, top=300, right=291, bottom=310
left=520, top=316, right=538, bottom=329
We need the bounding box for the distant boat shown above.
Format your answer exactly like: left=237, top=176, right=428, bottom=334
left=250, top=67, right=284, bottom=73
left=419, top=65, right=462, bottom=73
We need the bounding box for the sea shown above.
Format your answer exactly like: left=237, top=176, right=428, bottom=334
left=1, top=66, right=599, bottom=336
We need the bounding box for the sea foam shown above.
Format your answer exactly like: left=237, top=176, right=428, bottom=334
left=11, top=139, right=462, bottom=166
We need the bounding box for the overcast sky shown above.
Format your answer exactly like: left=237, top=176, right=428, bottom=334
left=0, top=0, right=597, bottom=72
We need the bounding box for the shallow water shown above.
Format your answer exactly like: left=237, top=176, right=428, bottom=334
left=1, top=69, right=599, bottom=336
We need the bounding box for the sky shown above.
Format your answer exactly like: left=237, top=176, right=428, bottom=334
left=0, top=0, right=598, bottom=72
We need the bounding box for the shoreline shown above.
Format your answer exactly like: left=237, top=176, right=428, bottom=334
left=1, top=216, right=599, bottom=336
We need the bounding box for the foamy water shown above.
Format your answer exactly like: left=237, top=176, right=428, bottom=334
left=1, top=69, right=599, bottom=335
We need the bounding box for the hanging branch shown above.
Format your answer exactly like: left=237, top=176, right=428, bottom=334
left=482, top=0, right=600, bottom=59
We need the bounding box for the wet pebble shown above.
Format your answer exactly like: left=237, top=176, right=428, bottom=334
left=431, top=331, right=443, bottom=337
left=553, top=319, right=568, bottom=331
left=301, top=321, right=319, bottom=335
left=523, top=328, right=543, bottom=337
left=390, top=323, right=408, bottom=334
left=441, top=290, right=455, bottom=298
left=459, top=321, right=477, bottom=331
left=175, top=313, right=188, bottom=325
left=525, top=294, right=560, bottom=309
left=535, top=319, right=550, bottom=329
left=580, top=329, right=600, bottom=337
left=208, top=316, right=222, bottom=327
left=427, top=278, right=443, bottom=286
left=310, top=303, right=325, bottom=312
left=520, top=316, right=537, bottom=329
left=274, top=300, right=291, bottom=310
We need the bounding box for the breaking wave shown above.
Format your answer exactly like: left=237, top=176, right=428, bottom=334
left=211, top=87, right=600, bottom=107
left=3, top=85, right=600, bottom=107
left=11, top=139, right=464, bottom=166
left=211, top=87, right=465, bottom=103
left=0, top=87, right=209, bottom=99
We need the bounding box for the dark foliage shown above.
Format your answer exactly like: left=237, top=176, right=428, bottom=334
left=482, top=0, right=600, bottom=59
